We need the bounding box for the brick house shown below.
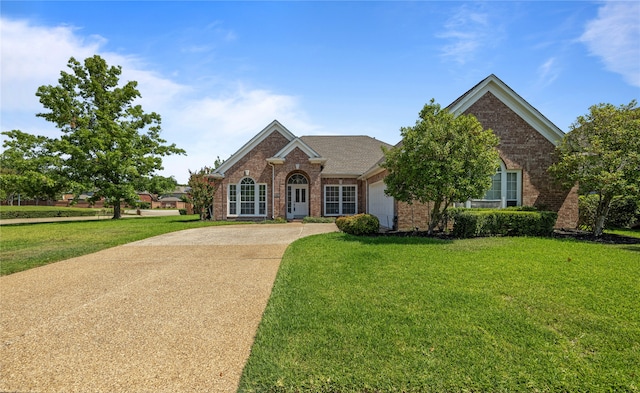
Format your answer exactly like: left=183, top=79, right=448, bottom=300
left=209, top=74, right=578, bottom=229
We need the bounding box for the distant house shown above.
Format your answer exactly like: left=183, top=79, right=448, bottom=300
left=155, top=186, right=190, bottom=209
left=208, top=75, right=578, bottom=229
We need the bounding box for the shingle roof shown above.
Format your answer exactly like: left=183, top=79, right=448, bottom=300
left=300, top=135, right=393, bottom=176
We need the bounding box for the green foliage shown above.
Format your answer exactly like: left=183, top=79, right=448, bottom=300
left=452, top=209, right=557, bottom=238
left=35, top=55, right=185, bottom=219
left=0, top=130, right=69, bottom=202
left=549, top=100, right=640, bottom=236
left=382, top=99, right=500, bottom=234
left=178, top=208, right=188, bottom=215
left=579, top=194, right=640, bottom=230
left=186, top=166, right=216, bottom=221
left=335, top=214, right=379, bottom=235
left=0, top=206, right=102, bottom=219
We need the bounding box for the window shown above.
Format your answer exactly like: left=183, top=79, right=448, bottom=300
left=229, top=185, right=237, bottom=215
left=324, top=184, right=357, bottom=216
left=228, top=177, right=267, bottom=216
left=470, top=163, right=521, bottom=208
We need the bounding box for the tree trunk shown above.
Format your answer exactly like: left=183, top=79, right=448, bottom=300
left=427, top=198, right=443, bottom=235
left=112, top=202, right=122, bottom=219
left=593, top=196, right=612, bottom=237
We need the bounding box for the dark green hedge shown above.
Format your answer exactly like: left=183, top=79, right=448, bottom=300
left=452, top=209, right=557, bottom=238
left=335, top=214, right=380, bottom=236
left=0, top=208, right=102, bottom=219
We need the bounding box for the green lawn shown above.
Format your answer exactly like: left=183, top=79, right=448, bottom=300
left=239, top=233, right=640, bottom=392
left=0, top=215, right=239, bottom=275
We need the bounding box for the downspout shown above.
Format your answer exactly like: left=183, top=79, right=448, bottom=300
left=268, top=162, right=275, bottom=219
left=364, top=179, right=368, bottom=214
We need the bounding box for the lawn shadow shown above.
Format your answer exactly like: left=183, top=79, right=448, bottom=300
left=333, top=232, right=453, bottom=246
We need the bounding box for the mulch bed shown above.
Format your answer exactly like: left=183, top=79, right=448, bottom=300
left=552, top=229, right=640, bottom=244
left=376, top=229, right=640, bottom=245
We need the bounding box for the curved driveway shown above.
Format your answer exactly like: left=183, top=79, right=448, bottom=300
left=1, top=223, right=337, bottom=393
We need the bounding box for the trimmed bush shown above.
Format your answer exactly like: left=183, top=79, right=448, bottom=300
left=178, top=209, right=188, bottom=215
left=452, top=209, right=557, bottom=238
left=335, top=214, right=380, bottom=236
left=0, top=207, right=101, bottom=219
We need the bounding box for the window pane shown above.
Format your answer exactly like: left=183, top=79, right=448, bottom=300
left=325, top=186, right=340, bottom=215
left=484, top=172, right=501, bottom=200
left=259, top=185, right=266, bottom=215
left=229, top=185, right=237, bottom=215
left=240, top=179, right=255, bottom=215
left=507, top=172, right=517, bottom=201
left=342, top=186, right=356, bottom=215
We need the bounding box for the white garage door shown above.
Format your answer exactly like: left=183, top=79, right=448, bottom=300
left=368, top=181, right=395, bottom=229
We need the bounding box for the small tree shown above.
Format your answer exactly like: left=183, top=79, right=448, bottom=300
left=187, top=167, right=217, bottom=221
left=382, top=99, right=500, bottom=234
left=549, top=100, right=640, bottom=236
left=35, top=55, right=185, bottom=218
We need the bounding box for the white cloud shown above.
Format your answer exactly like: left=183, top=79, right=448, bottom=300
left=0, top=18, right=104, bottom=112
left=580, top=1, right=640, bottom=87
left=438, top=4, right=501, bottom=65
left=537, top=57, right=560, bottom=87
left=0, top=16, right=316, bottom=184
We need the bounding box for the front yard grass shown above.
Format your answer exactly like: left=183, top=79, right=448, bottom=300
left=239, top=233, right=640, bottom=392
left=0, top=215, right=239, bottom=275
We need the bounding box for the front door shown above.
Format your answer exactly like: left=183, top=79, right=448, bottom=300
left=289, top=184, right=308, bottom=218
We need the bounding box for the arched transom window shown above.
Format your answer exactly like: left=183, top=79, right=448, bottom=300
left=228, top=177, right=267, bottom=216
left=288, top=173, right=308, bottom=184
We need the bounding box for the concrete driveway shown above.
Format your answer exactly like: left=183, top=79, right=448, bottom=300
left=0, top=223, right=337, bottom=393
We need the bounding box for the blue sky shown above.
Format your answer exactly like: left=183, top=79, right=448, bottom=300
left=2, top=1, right=639, bottom=184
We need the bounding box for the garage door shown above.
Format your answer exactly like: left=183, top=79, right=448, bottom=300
left=368, top=181, right=395, bottom=229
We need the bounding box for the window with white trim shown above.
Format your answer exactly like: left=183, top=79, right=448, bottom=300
left=228, top=177, right=267, bottom=216
left=470, top=165, right=521, bottom=208
left=324, top=184, right=357, bottom=216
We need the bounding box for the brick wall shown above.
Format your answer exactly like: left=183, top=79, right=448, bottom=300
left=213, top=131, right=290, bottom=220
left=212, top=132, right=325, bottom=220
left=465, top=92, right=577, bottom=228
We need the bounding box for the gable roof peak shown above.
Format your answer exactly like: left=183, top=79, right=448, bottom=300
left=212, top=120, right=297, bottom=176
left=447, top=74, right=565, bottom=145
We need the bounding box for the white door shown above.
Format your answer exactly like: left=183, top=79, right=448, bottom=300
left=288, top=184, right=308, bottom=218
left=368, top=181, right=394, bottom=228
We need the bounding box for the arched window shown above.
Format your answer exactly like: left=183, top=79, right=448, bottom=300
left=228, top=177, right=267, bottom=216
left=288, top=173, right=308, bottom=185
left=470, top=161, right=521, bottom=208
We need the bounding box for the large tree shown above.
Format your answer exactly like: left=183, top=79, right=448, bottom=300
left=0, top=130, right=67, bottom=204
left=382, top=100, right=500, bottom=234
left=549, top=100, right=640, bottom=236
left=36, top=55, right=185, bottom=218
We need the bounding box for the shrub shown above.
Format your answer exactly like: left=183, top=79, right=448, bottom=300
left=452, top=209, right=557, bottom=238
left=335, top=214, right=380, bottom=236
left=178, top=209, right=188, bottom=215
left=0, top=208, right=100, bottom=219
